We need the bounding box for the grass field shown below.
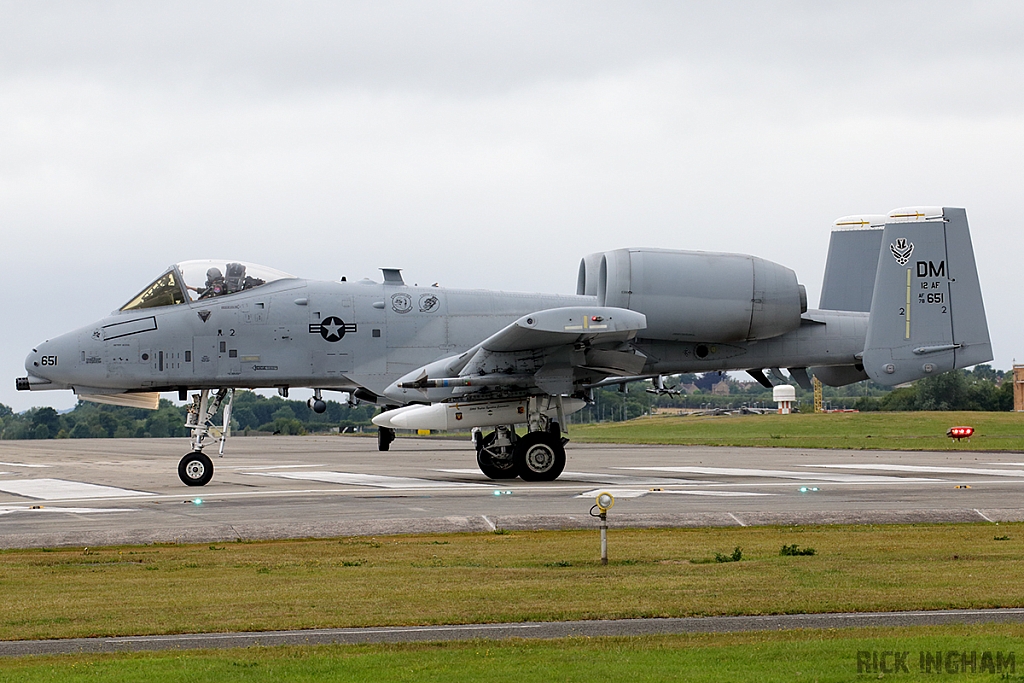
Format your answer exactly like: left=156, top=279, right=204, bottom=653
left=1, top=626, right=1022, bottom=682
left=2, top=524, right=1023, bottom=642
left=570, top=410, right=1024, bottom=451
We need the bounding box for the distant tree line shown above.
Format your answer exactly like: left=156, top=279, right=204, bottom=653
left=850, top=366, right=1013, bottom=412
left=570, top=365, right=1014, bottom=422
left=0, top=365, right=1014, bottom=439
left=0, top=391, right=375, bottom=441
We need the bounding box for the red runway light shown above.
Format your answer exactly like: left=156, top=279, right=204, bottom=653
left=947, top=426, right=974, bottom=440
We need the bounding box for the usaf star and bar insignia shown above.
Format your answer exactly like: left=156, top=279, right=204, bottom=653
left=308, top=316, right=357, bottom=342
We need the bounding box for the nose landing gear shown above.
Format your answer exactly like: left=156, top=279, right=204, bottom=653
left=178, top=388, right=233, bottom=486
left=178, top=451, right=214, bottom=486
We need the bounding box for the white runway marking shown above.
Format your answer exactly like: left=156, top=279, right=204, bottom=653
left=0, top=479, right=154, bottom=501
left=576, top=488, right=651, bottom=499
left=224, top=464, right=327, bottom=471
left=617, top=466, right=939, bottom=483
left=576, top=488, right=772, bottom=499
left=438, top=469, right=706, bottom=485
left=0, top=462, right=50, bottom=468
left=809, top=464, right=1024, bottom=478
left=560, top=471, right=707, bottom=485
left=664, top=490, right=775, bottom=497
left=0, top=506, right=136, bottom=516
left=247, top=471, right=490, bottom=489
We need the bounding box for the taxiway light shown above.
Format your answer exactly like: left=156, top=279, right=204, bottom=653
left=947, top=426, right=974, bottom=441
left=596, top=492, right=615, bottom=513
left=798, top=487, right=820, bottom=493
left=193, top=498, right=203, bottom=505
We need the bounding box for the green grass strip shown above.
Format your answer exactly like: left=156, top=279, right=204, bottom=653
left=570, top=410, right=1024, bottom=450
left=2, top=524, right=1024, bottom=641
left=1, top=625, right=1023, bottom=682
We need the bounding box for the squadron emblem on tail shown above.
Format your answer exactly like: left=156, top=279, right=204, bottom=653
left=890, top=238, right=914, bottom=265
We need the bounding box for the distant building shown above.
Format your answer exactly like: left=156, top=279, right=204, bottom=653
left=711, top=380, right=731, bottom=395
left=1015, top=365, right=1024, bottom=412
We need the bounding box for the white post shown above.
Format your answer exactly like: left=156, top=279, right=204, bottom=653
left=600, top=512, right=608, bottom=565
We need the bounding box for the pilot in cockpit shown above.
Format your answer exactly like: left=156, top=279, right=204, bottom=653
left=189, top=267, right=226, bottom=300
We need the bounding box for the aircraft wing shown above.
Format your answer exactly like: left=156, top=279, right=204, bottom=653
left=475, top=306, right=646, bottom=353
left=384, top=306, right=647, bottom=402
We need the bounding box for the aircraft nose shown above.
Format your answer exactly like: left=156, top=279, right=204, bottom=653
left=25, top=347, right=43, bottom=374
left=17, top=345, right=57, bottom=391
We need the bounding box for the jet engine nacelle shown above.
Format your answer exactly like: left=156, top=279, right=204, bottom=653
left=578, top=248, right=806, bottom=342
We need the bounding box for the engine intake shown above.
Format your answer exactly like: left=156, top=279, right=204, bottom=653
left=578, top=248, right=805, bottom=342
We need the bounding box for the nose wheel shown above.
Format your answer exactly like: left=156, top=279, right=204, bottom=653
left=178, top=451, right=214, bottom=486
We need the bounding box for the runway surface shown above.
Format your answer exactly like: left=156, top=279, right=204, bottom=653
left=1, top=435, right=1023, bottom=549
left=3, top=609, right=1024, bottom=656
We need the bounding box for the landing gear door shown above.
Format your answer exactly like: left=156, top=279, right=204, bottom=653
left=309, top=295, right=355, bottom=376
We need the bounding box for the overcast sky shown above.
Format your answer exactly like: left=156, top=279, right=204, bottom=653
left=3, top=1, right=1023, bottom=412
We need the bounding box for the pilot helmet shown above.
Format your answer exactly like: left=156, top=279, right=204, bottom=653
left=206, top=267, right=223, bottom=281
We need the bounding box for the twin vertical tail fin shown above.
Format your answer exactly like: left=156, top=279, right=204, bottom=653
left=861, top=207, right=992, bottom=386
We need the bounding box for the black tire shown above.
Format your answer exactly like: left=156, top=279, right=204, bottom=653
left=377, top=426, right=395, bottom=452
left=513, top=431, right=566, bottom=482
left=178, top=451, right=214, bottom=487
left=476, top=431, right=518, bottom=480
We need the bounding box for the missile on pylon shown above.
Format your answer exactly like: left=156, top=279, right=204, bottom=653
left=399, top=374, right=532, bottom=390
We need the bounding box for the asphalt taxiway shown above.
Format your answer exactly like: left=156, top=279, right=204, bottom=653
left=4, top=609, right=1024, bottom=656
left=1, top=435, right=1023, bottom=548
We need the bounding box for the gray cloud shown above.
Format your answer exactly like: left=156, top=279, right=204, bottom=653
left=3, top=1, right=1023, bottom=411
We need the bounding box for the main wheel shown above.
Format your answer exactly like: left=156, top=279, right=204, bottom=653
left=513, top=431, right=566, bottom=482
left=476, top=430, right=518, bottom=480
left=178, top=451, right=214, bottom=486
left=377, top=426, right=395, bottom=452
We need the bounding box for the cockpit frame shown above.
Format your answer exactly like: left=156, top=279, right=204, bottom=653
left=120, top=260, right=296, bottom=312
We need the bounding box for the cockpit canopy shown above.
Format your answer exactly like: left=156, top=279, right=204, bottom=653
left=120, top=260, right=296, bottom=312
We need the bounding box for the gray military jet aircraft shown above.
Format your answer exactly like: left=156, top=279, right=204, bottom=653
left=18, top=207, right=992, bottom=486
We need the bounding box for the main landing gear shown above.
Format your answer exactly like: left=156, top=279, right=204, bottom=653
left=475, top=422, right=566, bottom=482
left=178, top=388, right=233, bottom=486
left=475, top=426, right=519, bottom=480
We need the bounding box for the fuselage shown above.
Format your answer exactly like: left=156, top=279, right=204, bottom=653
left=24, top=277, right=584, bottom=399
left=24, top=274, right=867, bottom=402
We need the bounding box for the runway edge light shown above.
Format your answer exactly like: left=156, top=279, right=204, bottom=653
left=592, top=492, right=615, bottom=566
left=947, top=426, right=974, bottom=441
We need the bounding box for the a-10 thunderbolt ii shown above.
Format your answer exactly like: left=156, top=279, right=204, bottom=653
left=17, top=207, right=991, bottom=486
